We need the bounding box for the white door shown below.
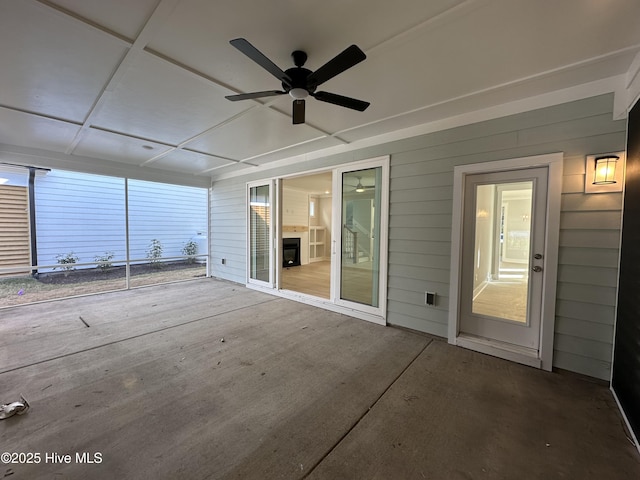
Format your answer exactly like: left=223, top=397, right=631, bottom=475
left=331, top=158, right=389, bottom=322
left=459, top=167, right=548, bottom=352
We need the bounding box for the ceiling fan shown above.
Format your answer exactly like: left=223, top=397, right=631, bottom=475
left=345, top=177, right=375, bottom=193
left=225, top=38, right=370, bottom=125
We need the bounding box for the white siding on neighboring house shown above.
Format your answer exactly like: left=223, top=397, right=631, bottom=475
left=34, top=170, right=208, bottom=270
left=211, top=94, right=625, bottom=380
left=127, top=179, right=208, bottom=262
left=35, top=170, right=126, bottom=269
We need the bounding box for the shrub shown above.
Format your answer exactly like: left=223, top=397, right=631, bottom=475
left=95, top=251, right=115, bottom=272
left=54, top=252, right=79, bottom=276
left=182, top=240, right=198, bottom=264
left=146, top=239, right=163, bottom=269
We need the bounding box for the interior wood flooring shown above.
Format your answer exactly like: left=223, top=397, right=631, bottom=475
left=281, top=261, right=330, bottom=298
left=280, top=260, right=374, bottom=305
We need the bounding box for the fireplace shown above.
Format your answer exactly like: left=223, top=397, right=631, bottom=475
left=283, top=237, right=301, bottom=268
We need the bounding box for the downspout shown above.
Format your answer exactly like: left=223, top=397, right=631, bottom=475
left=28, top=167, right=38, bottom=277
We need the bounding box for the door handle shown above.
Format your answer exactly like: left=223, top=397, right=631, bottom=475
left=532, top=266, right=543, bottom=272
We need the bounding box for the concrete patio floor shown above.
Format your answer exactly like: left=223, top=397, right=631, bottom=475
left=0, top=278, right=638, bottom=479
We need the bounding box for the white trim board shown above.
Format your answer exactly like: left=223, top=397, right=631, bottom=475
left=447, top=152, right=563, bottom=371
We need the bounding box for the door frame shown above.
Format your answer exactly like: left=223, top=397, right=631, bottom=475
left=245, top=156, right=390, bottom=326
left=448, top=153, right=563, bottom=371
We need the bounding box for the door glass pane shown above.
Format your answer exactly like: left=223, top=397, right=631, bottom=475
left=341, top=168, right=381, bottom=306
left=249, top=185, right=270, bottom=282
left=472, top=181, right=532, bottom=323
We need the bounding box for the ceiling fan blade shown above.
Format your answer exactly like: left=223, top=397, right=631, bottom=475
left=225, top=90, right=286, bottom=101
left=229, top=38, right=292, bottom=86
left=292, top=99, right=305, bottom=124
left=312, top=91, right=370, bottom=111
left=306, top=45, right=366, bottom=87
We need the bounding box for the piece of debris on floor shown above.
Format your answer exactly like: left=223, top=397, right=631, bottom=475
left=0, top=396, right=30, bottom=420
left=402, top=394, right=419, bottom=403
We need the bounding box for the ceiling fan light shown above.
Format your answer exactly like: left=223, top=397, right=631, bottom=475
left=289, top=88, right=308, bottom=100
left=355, top=182, right=365, bottom=193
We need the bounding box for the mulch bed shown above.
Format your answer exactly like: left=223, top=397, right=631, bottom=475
left=35, top=261, right=204, bottom=285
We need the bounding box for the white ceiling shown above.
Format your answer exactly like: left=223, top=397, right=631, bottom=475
left=1, top=0, right=640, bottom=184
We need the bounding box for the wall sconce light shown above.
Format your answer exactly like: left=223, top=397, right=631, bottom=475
left=593, top=155, right=619, bottom=185
left=585, top=152, right=625, bottom=194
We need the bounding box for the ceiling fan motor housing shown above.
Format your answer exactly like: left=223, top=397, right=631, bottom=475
left=282, top=67, right=318, bottom=93
left=291, top=50, right=307, bottom=67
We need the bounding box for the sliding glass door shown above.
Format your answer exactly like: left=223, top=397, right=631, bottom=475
left=247, top=181, right=273, bottom=287
left=332, top=158, right=389, bottom=319
left=246, top=157, right=389, bottom=324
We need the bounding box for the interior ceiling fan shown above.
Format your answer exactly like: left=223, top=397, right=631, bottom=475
left=345, top=177, right=375, bottom=193
left=225, top=38, right=370, bottom=125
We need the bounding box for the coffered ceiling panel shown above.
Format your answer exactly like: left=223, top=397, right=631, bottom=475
left=0, top=0, right=128, bottom=122
left=247, top=136, right=346, bottom=167
left=90, top=52, right=247, bottom=145
left=186, top=106, right=326, bottom=161
left=49, top=0, right=159, bottom=39
left=73, top=128, right=173, bottom=166
left=150, top=149, right=235, bottom=175
left=0, top=108, right=81, bottom=153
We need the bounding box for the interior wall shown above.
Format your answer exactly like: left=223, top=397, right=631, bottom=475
left=612, top=99, right=640, bottom=442
left=473, top=185, right=495, bottom=292
left=318, top=196, right=332, bottom=255
left=210, top=93, right=626, bottom=380
left=282, top=188, right=309, bottom=227
left=282, top=187, right=310, bottom=265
